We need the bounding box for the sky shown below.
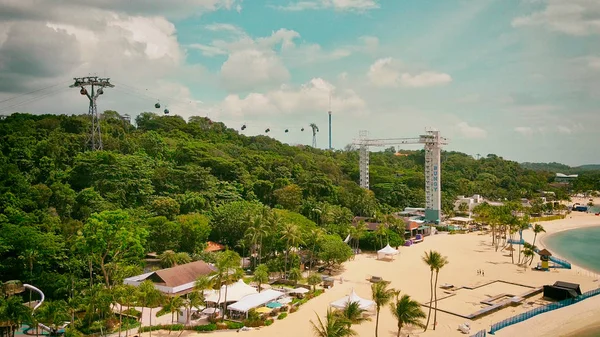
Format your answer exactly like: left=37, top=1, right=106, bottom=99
left=0, top=0, right=598, bottom=165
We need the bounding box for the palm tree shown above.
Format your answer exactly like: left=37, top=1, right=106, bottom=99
left=1, top=296, right=32, bottom=337
left=280, top=223, right=303, bottom=279
left=159, top=295, right=184, bottom=324
left=375, top=224, right=387, bottom=249
left=252, top=264, right=269, bottom=292
left=159, top=250, right=178, bottom=268
left=311, top=309, right=357, bottom=337
left=307, top=273, right=322, bottom=292
left=36, top=300, right=70, bottom=336
left=336, top=301, right=371, bottom=327
left=215, top=250, right=242, bottom=320
left=181, top=291, right=203, bottom=326
left=371, top=282, right=396, bottom=337
left=389, top=293, right=426, bottom=337
left=288, top=267, right=302, bottom=285
left=422, top=250, right=449, bottom=331
left=354, top=221, right=367, bottom=252
left=112, top=285, right=129, bottom=337
left=309, top=228, right=325, bottom=274
left=531, top=224, right=545, bottom=248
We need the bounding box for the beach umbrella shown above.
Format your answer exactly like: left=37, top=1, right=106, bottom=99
left=266, top=301, right=283, bottom=309
left=256, top=307, right=272, bottom=314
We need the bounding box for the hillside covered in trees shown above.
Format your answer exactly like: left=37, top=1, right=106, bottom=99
left=0, top=111, right=584, bottom=333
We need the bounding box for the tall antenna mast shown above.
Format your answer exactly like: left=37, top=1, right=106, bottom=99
left=328, top=92, right=332, bottom=150
left=70, top=77, right=114, bottom=151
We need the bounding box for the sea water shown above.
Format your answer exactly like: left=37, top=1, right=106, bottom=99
left=544, top=226, right=600, bottom=274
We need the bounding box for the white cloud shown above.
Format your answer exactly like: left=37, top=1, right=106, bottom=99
left=400, top=72, right=452, bottom=88
left=457, top=122, right=487, bottom=139
left=456, top=94, right=480, bottom=104
left=187, top=43, right=228, bottom=56
left=273, top=0, right=379, bottom=12
left=367, top=58, right=452, bottom=88
left=512, top=0, right=600, bottom=36
left=514, top=126, right=534, bottom=136
left=218, top=78, right=367, bottom=118
left=367, top=58, right=400, bottom=87
left=220, top=49, right=290, bottom=92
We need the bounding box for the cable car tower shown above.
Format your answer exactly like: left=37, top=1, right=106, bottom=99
left=70, top=77, right=114, bottom=151
left=310, top=123, right=319, bottom=148
left=353, top=128, right=448, bottom=223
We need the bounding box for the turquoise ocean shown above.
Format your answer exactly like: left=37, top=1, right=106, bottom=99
left=545, top=224, right=600, bottom=337
left=544, top=225, right=600, bottom=274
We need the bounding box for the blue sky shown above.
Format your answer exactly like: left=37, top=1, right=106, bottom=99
left=0, top=0, right=598, bottom=165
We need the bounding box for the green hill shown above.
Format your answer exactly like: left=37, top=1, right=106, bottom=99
left=1, top=111, right=595, bottom=333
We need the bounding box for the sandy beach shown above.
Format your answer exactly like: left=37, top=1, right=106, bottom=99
left=146, top=199, right=600, bottom=337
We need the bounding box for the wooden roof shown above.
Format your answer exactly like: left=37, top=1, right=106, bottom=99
left=204, top=241, right=225, bottom=252
left=149, top=260, right=216, bottom=287
left=538, top=249, right=552, bottom=256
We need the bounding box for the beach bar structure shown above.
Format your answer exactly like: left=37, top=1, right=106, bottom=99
left=538, top=249, right=552, bottom=270
left=330, top=289, right=375, bottom=311
left=543, top=281, right=582, bottom=301
left=227, top=289, right=285, bottom=318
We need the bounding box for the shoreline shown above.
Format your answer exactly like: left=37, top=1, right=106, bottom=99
left=533, top=213, right=600, bottom=278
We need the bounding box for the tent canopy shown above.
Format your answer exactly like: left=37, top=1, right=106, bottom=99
left=377, top=244, right=398, bottom=255
left=205, top=279, right=258, bottom=304
left=227, top=289, right=285, bottom=313
left=330, top=289, right=375, bottom=310
left=289, top=287, right=309, bottom=294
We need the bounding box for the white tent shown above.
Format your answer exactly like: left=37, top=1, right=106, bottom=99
left=288, top=287, right=309, bottom=294
left=377, top=244, right=399, bottom=260
left=227, top=289, right=285, bottom=314
left=330, top=289, right=375, bottom=310
left=204, top=279, right=258, bottom=304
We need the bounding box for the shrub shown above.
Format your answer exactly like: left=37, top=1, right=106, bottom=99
left=265, top=319, right=274, bottom=326
left=277, top=313, right=288, bottom=320
left=289, top=307, right=297, bottom=313
left=225, top=321, right=244, bottom=329
left=193, top=324, right=217, bottom=332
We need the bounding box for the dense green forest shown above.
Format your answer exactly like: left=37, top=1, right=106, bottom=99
left=520, top=162, right=600, bottom=192
left=0, top=111, right=589, bottom=334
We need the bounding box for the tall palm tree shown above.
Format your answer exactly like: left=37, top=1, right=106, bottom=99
left=371, top=282, right=396, bottom=337
left=1, top=296, right=32, bottom=337
left=215, top=250, right=242, bottom=319
left=531, top=224, right=546, bottom=248
left=375, top=224, right=387, bottom=249
left=252, top=264, right=269, bottom=292
left=311, top=309, right=357, bottom=337
left=181, top=291, right=203, bottom=326
left=422, top=250, right=449, bottom=331
left=389, top=293, right=426, bottom=337
left=112, top=285, right=129, bottom=337
left=36, top=300, right=70, bottom=336
left=336, top=301, right=371, bottom=327
left=309, top=228, right=325, bottom=274
left=280, top=223, right=303, bottom=278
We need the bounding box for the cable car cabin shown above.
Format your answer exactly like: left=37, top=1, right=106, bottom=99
left=80, top=88, right=88, bottom=95
left=97, top=88, right=104, bottom=95
left=241, top=125, right=247, bottom=130
left=155, top=102, right=161, bottom=108
left=285, top=129, right=289, bottom=133
left=301, top=128, right=305, bottom=131
left=163, top=109, right=169, bottom=114
left=265, top=128, right=270, bottom=133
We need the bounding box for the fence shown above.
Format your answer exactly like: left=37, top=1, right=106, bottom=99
left=471, top=329, right=486, bottom=337
left=489, top=287, right=600, bottom=334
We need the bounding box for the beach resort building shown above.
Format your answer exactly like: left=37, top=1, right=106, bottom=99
left=555, top=173, right=578, bottom=184
left=123, top=260, right=216, bottom=296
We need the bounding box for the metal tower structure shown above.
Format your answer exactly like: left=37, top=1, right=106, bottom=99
left=328, top=111, right=332, bottom=150
left=310, top=123, right=319, bottom=148
left=70, top=77, right=114, bottom=151
left=353, top=128, right=448, bottom=222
